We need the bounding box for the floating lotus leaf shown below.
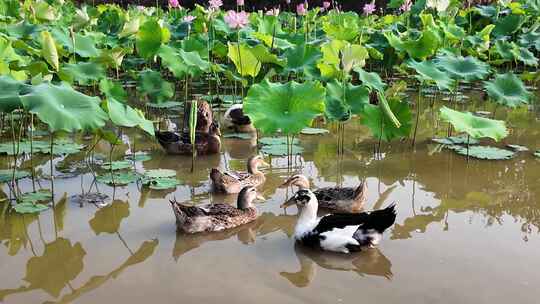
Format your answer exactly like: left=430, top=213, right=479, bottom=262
left=301, top=128, right=330, bottom=135
left=436, top=54, right=490, bottom=82
left=244, top=80, right=326, bottom=135
left=124, top=152, right=152, bottom=162
left=325, top=79, right=369, bottom=121
left=0, top=139, right=83, bottom=155
left=406, top=59, right=453, bottom=91
left=96, top=172, right=139, bottom=186
left=20, top=189, right=52, bottom=204
left=484, top=73, right=531, bottom=108
left=439, top=106, right=508, bottom=141
left=13, top=201, right=49, bottom=214
left=20, top=82, right=108, bottom=132
left=0, top=169, right=30, bottom=183
left=354, top=68, right=386, bottom=92
left=59, top=62, right=106, bottom=85
left=432, top=136, right=480, bottom=145
left=138, top=70, right=174, bottom=104
left=260, top=144, right=304, bottom=156
left=145, top=177, right=181, bottom=190
left=453, top=145, right=515, bottom=160
left=223, top=133, right=253, bottom=139
left=361, top=98, right=412, bottom=142
left=259, top=137, right=300, bottom=145
left=506, top=144, right=528, bottom=152
left=101, top=160, right=133, bottom=171
left=144, top=169, right=177, bottom=179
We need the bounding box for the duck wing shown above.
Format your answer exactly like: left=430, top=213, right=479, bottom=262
left=224, top=170, right=251, bottom=181
left=155, top=131, right=180, bottom=144
left=314, top=187, right=356, bottom=202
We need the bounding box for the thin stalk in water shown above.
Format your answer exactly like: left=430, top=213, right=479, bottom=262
left=412, top=83, right=422, bottom=147
left=49, top=132, right=55, bottom=204
left=189, top=100, right=198, bottom=172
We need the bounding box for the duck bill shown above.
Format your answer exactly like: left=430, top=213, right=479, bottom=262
left=260, top=160, right=270, bottom=167
left=279, top=177, right=294, bottom=188
left=255, top=194, right=265, bottom=202
left=280, top=196, right=297, bottom=209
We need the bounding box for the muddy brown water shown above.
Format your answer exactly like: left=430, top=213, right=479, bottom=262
left=1, top=97, right=540, bottom=304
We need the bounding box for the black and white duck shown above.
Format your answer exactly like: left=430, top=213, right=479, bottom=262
left=223, top=104, right=255, bottom=133
left=285, top=189, right=396, bottom=253
left=170, top=186, right=264, bottom=234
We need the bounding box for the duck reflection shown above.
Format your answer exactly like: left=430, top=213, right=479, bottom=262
left=280, top=244, right=393, bottom=288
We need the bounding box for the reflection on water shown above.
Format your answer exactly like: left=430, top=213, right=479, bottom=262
left=1, top=99, right=540, bottom=303
left=280, top=244, right=393, bottom=288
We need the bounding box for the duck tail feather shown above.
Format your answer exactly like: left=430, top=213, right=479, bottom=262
left=170, top=198, right=187, bottom=226
left=363, top=204, right=397, bottom=233
left=354, top=180, right=368, bottom=201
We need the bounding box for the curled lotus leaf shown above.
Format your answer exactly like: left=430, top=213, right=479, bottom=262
left=436, top=54, right=490, bottom=82
left=439, top=106, right=508, bottom=141
left=484, top=73, right=531, bottom=108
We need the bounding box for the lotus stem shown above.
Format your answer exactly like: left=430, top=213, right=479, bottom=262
left=30, top=114, right=36, bottom=192
left=50, top=132, right=55, bottom=204
left=236, top=31, right=244, bottom=100
left=189, top=99, right=197, bottom=172
left=412, top=84, right=422, bottom=148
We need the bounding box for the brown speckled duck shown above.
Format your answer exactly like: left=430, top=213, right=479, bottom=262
left=280, top=174, right=367, bottom=213
left=171, top=186, right=264, bottom=233
left=210, top=155, right=269, bottom=194
left=155, top=121, right=221, bottom=155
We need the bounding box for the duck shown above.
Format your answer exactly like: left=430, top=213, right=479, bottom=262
left=155, top=121, right=221, bottom=155
left=210, top=155, right=269, bottom=194
left=223, top=104, right=255, bottom=133
left=170, top=186, right=264, bottom=234
left=285, top=189, right=396, bottom=253
left=280, top=174, right=367, bottom=213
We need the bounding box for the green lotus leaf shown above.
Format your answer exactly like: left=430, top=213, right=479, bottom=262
left=138, top=69, right=174, bottom=104
left=145, top=177, right=181, bottom=190
left=13, top=201, right=49, bottom=214
left=484, top=73, right=531, bottom=108
left=301, top=128, right=329, bottom=135
left=101, top=160, right=133, bottom=171
left=99, top=79, right=127, bottom=103
left=136, top=19, right=164, bottom=59
left=432, top=136, right=479, bottom=145
left=260, top=144, right=304, bottom=156
left=453, top=145, right=515, bottom=160
left=119, top=17, right=141, bottom=38
left=0, top=76, right=27, bottom=113
left=361, top=98, right=412, bottom=142
left=20, top=82, right=109, bottom=133
left=103, top=98, right=154, bottom=136
left=41, top=31, right=59, bottom=71
left=511, top=47, right=538, bottom=66
left=439, top=106, right=508, bottom=141
left=325, top=79, right=369, bottom=121
left=252, top=32, right=294, bottom=50
left=0, top=140, right=83, bottom=155
left=506, top=144, right=528, bottom=152
left=259, top=137, right=300, bottom=145
left=354, top=68, right=386, bottom=92
left=493, top=14, right=526, bottom=37
left=282, top=43, right=321, bottom=78
left=476, top=5, right=497, bottom=18
left=144, top=169, right=177, bottom=179
left=0, top=169, right=30, bottom=183
left=97, top=172, right=139, bottom=186
left=94, top=47, right=127, bottom=69
left=535, top=150, right=540, bottom=158
left=244, top=80, right=326, bottom=134
left=124, top=152, right=152, bottom=162
left=321, top=12, right=359, bottom=41
left=51, top=29, right=100, bottom=58
left=494, top=40, right=515, bottom=61
left=20, top=189, right=52, bottom=204
left=518, top=31, right=540, bottom=52
left=6, top=21, right=38, bottom=39
left=227, top=42, right=261, bottom=78
left=385, top=29, right=440, bottom=60
left=59, top=62, right=106, bottom=85
left=406, top=59, right=453, bottom=91
left=250, top=44, right=286, bottom=67
left=35, top=0, right=57, bottom=21
left=436, top=54, right=490, bottom=82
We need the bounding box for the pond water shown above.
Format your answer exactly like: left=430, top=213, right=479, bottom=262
left=1, top=95, right=540, bottom=304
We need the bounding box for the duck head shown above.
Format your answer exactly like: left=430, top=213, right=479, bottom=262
left=237, top=186, right=265, bottom=209
left=247, top=155, right=270, bottom=174
left=281, top=189, right=318, bottom=213
left=280, top=174, right=310, bottom=189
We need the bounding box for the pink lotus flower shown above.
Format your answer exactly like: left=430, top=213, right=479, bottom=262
left=209, top=0, right=223, bottom=10
left=363, top=2, right=376, bottom=16
left=224, top=10, right=249, bottom=29
left=323, top=1, right=331, bottom=9
left=285, top=0, right=291, bottom=4
left=296, top=3, right=307, bottom=15
left=400, top=0, right=412, bottom=12
left=169, top=0, right=180, bottom=8
left=266, top=8, right=280, bottom=16
left=237, top=0, right=244, bottom=5
left=183, top=15, right=196, bottom=23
